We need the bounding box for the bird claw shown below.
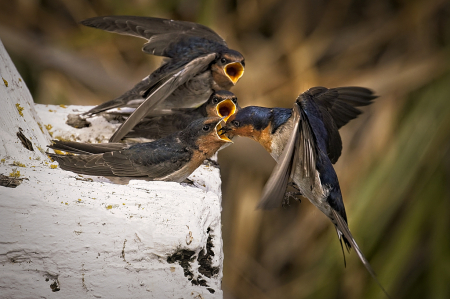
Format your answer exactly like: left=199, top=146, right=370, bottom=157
left=282, top=191, right=302, bottom=208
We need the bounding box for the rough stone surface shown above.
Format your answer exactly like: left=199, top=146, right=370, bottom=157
left=0, top=39, right=224, bottom=299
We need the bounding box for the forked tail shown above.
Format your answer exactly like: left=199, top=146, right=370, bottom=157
left=332, top=209, right=392, bottom=299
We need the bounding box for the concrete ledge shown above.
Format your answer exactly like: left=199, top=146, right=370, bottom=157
left=0, top=39, right=224, bottom=299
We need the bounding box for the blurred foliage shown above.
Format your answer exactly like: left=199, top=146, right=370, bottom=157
left=1, top=0, right=449, bottom=298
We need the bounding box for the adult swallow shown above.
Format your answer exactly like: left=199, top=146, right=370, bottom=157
left=48, top=117, right=231, bottom=182
left=107, top=90, right=239, bottom=140
left=222, top=87, right=390, bottom=297
left=80, top=16, right=245, bottom=142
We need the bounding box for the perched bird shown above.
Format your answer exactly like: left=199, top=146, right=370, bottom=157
left=221, top=87, right=390, bottom=297
left=48, top=117, right=231, bottom=182
left=107, top=90, right=239, bottom=140
left=80, top=16, right=245, bottom=142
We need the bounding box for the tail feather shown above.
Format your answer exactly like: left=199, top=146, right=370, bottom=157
left=332, top=210, right=391, bottom=299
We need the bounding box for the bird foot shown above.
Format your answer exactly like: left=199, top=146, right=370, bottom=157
left=282, top=192, right=302, bottom=208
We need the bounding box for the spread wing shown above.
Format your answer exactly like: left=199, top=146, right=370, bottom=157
left=109, top=53, right=216, bottom=142
left=81, top=16, right=227, bottom=57
left=258, top=103, right=317, bottom=209
left=302, top=86, right=376, bottom=163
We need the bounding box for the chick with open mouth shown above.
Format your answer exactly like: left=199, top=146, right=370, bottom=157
left=48, top=117, right=231, bottom=183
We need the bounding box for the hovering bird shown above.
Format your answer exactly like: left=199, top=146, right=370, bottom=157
left=80, top=16, right=245, bottom=142
left=106, top=90, right=239, bottom=140
left=221, top=87, right=390, bottom=297
left=48, top=117, right=231, bottom=182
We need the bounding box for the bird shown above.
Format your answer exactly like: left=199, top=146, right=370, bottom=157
left=79, top=16, right=245, bottom=142
left=220, top=86, right=391, bottom=297
left=105, top=90, right=239, bottom=140
left=48, top=117, right=231, bottom=183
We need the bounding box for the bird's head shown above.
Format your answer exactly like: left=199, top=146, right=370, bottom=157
left=205, top=90, right=239, bottom=122
left=219, top=106, right=274, bottom=151
left=184, top=117, right=232, bottom=155
left=211, top=49, right=245, bottom=89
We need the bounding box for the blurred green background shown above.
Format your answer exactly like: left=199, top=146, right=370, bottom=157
left=1, top=0, right=449, bottom=298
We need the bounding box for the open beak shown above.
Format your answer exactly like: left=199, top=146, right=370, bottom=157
left=216, top=99, right=237, bottom=122
left=224, top=62, right=244, bottom=85
left=215, top=120, right=233, bottom=143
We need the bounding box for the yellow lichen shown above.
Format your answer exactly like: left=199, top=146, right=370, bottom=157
left=65, top=202, right=68, bottom=205
left=15, top=103, right=24, bottom=117
left=13, top=161, right=25, bottom=167
left=45, top=124, right=53, bottom=137
left=50, top=164, right=58, bottom=169
left=2, top=78, right=8, bottom=87
left=19, top=78, right=22, bottom=82
left=78, top=199, right=82, bottom=202
left=48, top=109, right=54, bottom=112
left=59, top=104, right=67, bottom=108
left=9, top=169, right=21, bottom=178
left=106, top=205, right=113, bottom=210
left=1, top=159, right=5, bottom=163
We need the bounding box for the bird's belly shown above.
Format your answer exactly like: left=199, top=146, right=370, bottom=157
left=157, top=72, right=212, bottom=109
left=291, top=165, right=332, bottom=216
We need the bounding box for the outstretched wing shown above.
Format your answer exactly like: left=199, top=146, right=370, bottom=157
left=109, top=53, right=216, bottom=142
left=258, top=103, right=317, bottom=209
left=81, top=16, right=227, bottom=57
left=302, top=86, right=376, bottom=163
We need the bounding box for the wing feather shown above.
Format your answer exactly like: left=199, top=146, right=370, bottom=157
left=301, top=86, right=376, bottom=162
left=81, top=16, right=227, bottom=57
left=109, top=53, right=216, bottom=142
left=258, top=104, right=303, bottom=209
left=49, top=140, right=128, bottom=155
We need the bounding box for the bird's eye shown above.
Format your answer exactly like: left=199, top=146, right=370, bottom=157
left=241, top=60, right=245, bottom=67
left=221, top=58, right=227, bottom=64
left=232, top=97, right=237, bottom=104
left=213, top=97, right=219, bottom=104
left=232, top=120, right=240, bottom=127
left=202, top=125, right=210, bottom=131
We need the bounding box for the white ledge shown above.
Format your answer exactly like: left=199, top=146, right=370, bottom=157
left=0, top=39, right=224, bottom=299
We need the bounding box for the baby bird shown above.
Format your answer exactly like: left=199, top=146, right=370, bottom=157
left=49, top=117, right=231, bottom=182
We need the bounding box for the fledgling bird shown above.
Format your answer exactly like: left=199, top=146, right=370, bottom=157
left=221, top=86, right=390, bottom=297
left=80, top=16, right=245, bottom=142
left=107, top=90, right=239, bottom=140
left=48, top=117, right=231, bottom=182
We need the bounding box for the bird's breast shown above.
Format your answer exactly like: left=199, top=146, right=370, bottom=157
left=268, top=117, right=296, bottom=160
